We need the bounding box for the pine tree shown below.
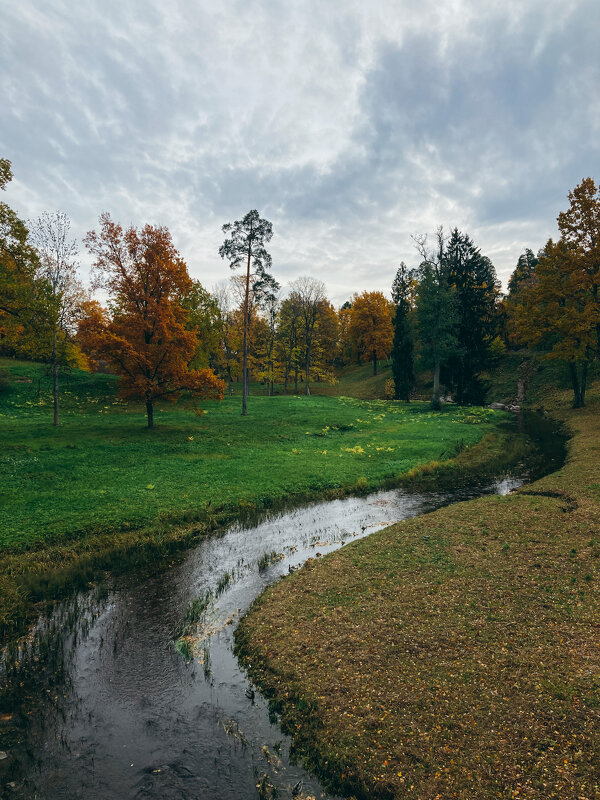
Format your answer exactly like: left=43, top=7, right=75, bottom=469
left=443, top=228, right=499, bottom=403
left=391, top=262, right=414, bottom=401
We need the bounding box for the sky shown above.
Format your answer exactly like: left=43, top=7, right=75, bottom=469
left=2, top=0, right=599, bottom=304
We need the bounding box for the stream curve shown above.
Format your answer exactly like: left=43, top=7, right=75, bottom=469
left=0, top=416, right=565, bottom=799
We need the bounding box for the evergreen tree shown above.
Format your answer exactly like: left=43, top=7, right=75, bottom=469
left=390, top=262, right=414, bottom=401
left=443, top=228, right=499, bottom=403
left=219, top=210, right=278, bottom=416
left=414, top=230, right=460, bottom=409
left=507, top=248, right=539, bottom=299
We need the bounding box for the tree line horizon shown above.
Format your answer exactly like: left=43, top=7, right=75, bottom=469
left=1, top=158, right=599, bottom=426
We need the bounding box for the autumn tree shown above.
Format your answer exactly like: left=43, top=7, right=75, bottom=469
left=81, top=214, right=223, bottom=428
left=507, top=248, right=539, bottom=300
left=277, top=293, right=302, bottom=392
left=0, top=159, right=48, bottom=353
left=29, top=212, right=85, bottom=426
left=289, top=277, right=327, bottom=395
left=310, top=299, right=339, bottom=385
left=213, top=283, right=240, bottom=395
left=348, top=291, right=393, bottom=376
left=336, top=302, right=353, bottom=367
left=557, top=177, right=600, bottom=355
left=391, top=262, right=415, bottom=401
left=219, top=210, right=278, bottom=415
left=181, top=281, right=222, bottom=370
left=510, top=238, right=594, bottom=407
left=509, top=178, right=600, bottom=408
left=254, top=294, right=281, bottom=395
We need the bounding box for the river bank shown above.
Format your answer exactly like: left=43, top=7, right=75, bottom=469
left=0, top=473, right=535, bottom=798
left=0, top=360, right=516, bottom=641
left=235, top=387, right=600, bottom=800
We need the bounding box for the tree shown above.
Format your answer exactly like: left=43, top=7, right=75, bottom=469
left=213, top=283, right=239, bottom=396
left=507, top=248, right=539, bottom=299
left=277, top=293, right=302, bottom=393
left=82, top=214, right=224, bottom=428
left=0, top=159, right=47, bottom=353
left=414, top=229, right=460, bottom=409
left=336, top=302, right=353, bottom=367
left=30, top=212, right=85, bottom=426
left=289, top=276, right=327, bottom=395
left=348, top=291, right=393, bottom=376
left=254, top=293, right=281, bottom=395
left=181, top=281, right=222, bottom=370
left=310, top=299, right=339, bottom=385
left=509, top=238, right=595, bottom=407
left=557, top=177, right=600, bottom=356
left=391, top=262, right=415, bottom=401
left=219, top=210, right=278, bottom=415
left=509, top=179, right=600, bottom=408
left=443, top=228, right=499, bottom=403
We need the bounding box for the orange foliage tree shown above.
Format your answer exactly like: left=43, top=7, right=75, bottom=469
left=510, top=238, right=596, bottom=407
left=557, top=177, right=600, bottom=355
left=348, top=290, right=394, bottom=375
left=81, top=214, right=224, bottom=427
left=509, top=178, right=600, bottom=407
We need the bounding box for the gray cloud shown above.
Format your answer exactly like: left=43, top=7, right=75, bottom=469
left=1, top=0, right=598, bottom=302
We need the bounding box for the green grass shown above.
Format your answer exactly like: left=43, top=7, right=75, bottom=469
left=236, top=382, right=600, bottom=800
left=312, top=360, right=394, bottom=399
left=0, top=358, right=506, bottom=552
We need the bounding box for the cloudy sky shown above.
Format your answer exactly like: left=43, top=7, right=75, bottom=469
left=2, top=0, right=599, bottom=303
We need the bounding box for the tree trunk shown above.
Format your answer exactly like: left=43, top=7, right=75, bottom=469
left=242, top=249, right=251, bottom=416
left=146, top=400, right=154, bottom=428
left=568, top=361, right=586, bottom=408
left=305, top=344, right=311, bottom=396
left=431, top=358, right=441, bottom=410
left=372, top=349, right=377, bottom=376
left=294, top=368, right=298, bottom=393
left=52, top=328, right=59, bottom=426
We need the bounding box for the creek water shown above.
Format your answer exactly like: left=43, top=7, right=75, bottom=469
left=0, top=417, right=565, bottom=800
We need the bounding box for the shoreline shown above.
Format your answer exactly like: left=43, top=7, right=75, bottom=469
left=0, top=420, right=534, bottom=645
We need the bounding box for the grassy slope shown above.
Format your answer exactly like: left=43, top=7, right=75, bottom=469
left=236, top=384, right=600, bottom=799
left=312, top=361, right=394, bottom=399
left=0, top=358, right=509, bottom=636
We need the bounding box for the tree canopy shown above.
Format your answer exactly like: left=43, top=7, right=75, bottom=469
left=219, top=210, right=278, bottom=415
left=81, top=214, right=224, bottom=427
left=348, top=291, right=393, bottom=376
left=510, top=178, right=600, bottom=407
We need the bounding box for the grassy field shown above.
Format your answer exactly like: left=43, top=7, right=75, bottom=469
left=0, top=359, right=507, bottom=550
left=0, top=358, right=514, bottom=636
left=236, top=384, right=600, bottom=799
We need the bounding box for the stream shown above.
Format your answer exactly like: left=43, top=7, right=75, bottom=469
left=0, top=416, right=565, bottom=799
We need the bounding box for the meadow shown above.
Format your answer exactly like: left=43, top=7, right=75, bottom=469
left=0, top=358, right=507, bottom=552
